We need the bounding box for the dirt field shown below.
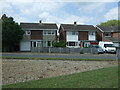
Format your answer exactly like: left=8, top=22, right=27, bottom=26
left=2, top=59, right=118, bottom=85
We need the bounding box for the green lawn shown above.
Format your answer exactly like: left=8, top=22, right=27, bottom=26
left=3, top=66, right=118, bottom=88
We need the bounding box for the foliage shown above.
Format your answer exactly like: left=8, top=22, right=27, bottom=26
left=52, top=40, right=66, bottom=47
left=2, top=16, right=24, bottom=52
left=80, top=50, right=84, bottom=54
left=3, top=66, right=118, bottom=88
left=98, top=19, right=120, bottom=26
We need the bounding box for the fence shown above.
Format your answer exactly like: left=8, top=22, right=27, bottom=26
left=31, top=47, right=98, bottom=54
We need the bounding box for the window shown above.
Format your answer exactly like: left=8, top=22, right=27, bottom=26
left=89, top=32, right=95, bottom=35
left=48, top=31, right=51, bottom=34
left=47, top=41, right=51, bottom=47
left=44, top=31, right=46, bottom=35
left=69, top=42, right=75, bottom=46
left=104, top=44, right=115, bottom=47
left=67, top=32, right=78, bottom=35
left=32, top=41, right=42, bottom=47
left=67, top=42, right=78, bottom=46
left=37, top=41, right=41, bottom=47
left=104, top=32, right=111, bottom=37
left=33, top=42, right=37, bottom=47
left=51, top=31, right=55, bottom=35
left=43, top=31, right=55, bottom=35
left=72, top=32, right=78, bottom=35
left=25, top=30, right=31, bottom=35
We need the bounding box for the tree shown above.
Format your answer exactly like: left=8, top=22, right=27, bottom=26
left=2, top=14, right=24, bottom=52
left=52, top=40, right=66, bottom=47
left=98, top=20, right=120, bottom=26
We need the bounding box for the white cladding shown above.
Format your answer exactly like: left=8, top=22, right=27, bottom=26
left=88, top=31, right=96, bottom=41
left=66, top=31, right=78, bottom=41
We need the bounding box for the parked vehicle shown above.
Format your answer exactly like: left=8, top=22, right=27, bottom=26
left=99, top=41, right=116, bottom=53
left=91, top=45, right=104, bottom=54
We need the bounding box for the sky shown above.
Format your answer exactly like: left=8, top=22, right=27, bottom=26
left=0, top=0, right=120, bottom=27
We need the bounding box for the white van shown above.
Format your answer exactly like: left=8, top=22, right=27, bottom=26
left=99, top=41, right=116, bottom=53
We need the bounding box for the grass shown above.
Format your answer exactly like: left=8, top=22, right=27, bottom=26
left=1, top=56, right=117, bottom=61
left=3, top=66, right=118, bottom=88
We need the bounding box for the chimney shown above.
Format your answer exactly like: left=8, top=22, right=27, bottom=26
left=39, top=20, right=42, bottom=23
left=74, top=21, right=77, bottom=25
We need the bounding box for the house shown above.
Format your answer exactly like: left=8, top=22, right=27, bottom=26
left=20, top=21, right=58, bottom=51
left=59, top=22, right=98, bottom=48
left=96, top=26, right=120, bottom=47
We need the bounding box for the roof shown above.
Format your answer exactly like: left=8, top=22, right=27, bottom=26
left=60, top=24, right=97, bottom=31
left=20, top=23, right=58, bottom=30
left=97, top=26, right=120, bottom=32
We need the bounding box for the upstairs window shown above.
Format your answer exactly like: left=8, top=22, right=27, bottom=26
left=72, top=32, right=78, bottom=35
left=89, top=32, right=95, bottom=35
left=67, top=31, right=78, bottom=35
left=104, top=32, right=111, bottom=37
left=43, top=31, right=55, bottom=35
left=25, top=30, right=31, bottom=35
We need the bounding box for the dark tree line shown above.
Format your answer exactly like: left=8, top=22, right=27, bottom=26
left=2, top=14, right=24, bottom=52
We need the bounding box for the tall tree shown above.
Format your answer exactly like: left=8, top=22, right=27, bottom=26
left=98, top=20, right=120, bottom=26
left=2, top=14, right=24, bottom=52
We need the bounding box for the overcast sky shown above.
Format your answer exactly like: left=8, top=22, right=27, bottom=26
left=0, top=0, right=119, bottom=26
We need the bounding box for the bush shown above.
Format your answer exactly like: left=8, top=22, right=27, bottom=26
left=52, top=40, right=66, bottom=47
left=80, top=50, right=84, bottom=54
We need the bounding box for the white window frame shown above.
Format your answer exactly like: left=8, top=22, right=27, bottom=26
left=67, top=42, right=78, bottom=46
left=89, top=31, right=95, bottom=35
left=43, top=31, right=55, bottom=35
left=72, top=31, right=78, bottom=35
left=25, top=30, right=31, bottom=35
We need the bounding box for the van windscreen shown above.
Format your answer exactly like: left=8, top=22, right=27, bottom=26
left=104, top=44, right=114, bottom=47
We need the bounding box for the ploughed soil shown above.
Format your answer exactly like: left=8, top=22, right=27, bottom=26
left=2, top=59, right=118, bottom=85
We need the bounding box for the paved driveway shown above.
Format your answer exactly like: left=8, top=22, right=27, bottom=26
left=2, top=52, right=117, bottom=60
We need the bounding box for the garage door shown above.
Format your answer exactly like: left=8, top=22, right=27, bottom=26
left=20, top=41, right=30, bottom=51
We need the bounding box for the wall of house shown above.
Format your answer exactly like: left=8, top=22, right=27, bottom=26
left=20, top=33, right=31, bottom=51
left=31, top=30, right=43, bottom=40
left=20, top=41, right=31, bottom=51
left=78, top=31, right=88, bottom=40
left=66, top=31, right=78, bottom=41
left=22, top=35, right=30, bottom=41
left=112, top=32, right=120, bottom=40
left=43, top=35, right=56, bottom=41
left=88, top=31, right=96, bottom=41
left=96, top=29, right=102, bottom=41
left=59, top=27, right=66, bottom=41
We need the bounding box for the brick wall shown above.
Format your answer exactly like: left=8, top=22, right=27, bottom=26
left=96, top=31, right=102, bottom=41
left=59, top=27, right=66, bottom=41
left=112, top=32, right=120, bottom=40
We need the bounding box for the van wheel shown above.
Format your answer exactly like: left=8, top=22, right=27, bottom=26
left=105, top=50, right=107, bottom=53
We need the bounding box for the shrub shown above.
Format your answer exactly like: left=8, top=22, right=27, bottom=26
left=52, top=40, right=66, bottom=47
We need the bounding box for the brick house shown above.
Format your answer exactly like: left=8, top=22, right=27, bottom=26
left=20, top=21, right=58, bottom=51
left=96, top=26, right=120, bottom=47
left=59, top=22, right=98, bottom=48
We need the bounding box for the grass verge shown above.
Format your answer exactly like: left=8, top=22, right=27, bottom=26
left=3, top=66, right=118, bottom=88
left=1, top=56, right=117, bottom=61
